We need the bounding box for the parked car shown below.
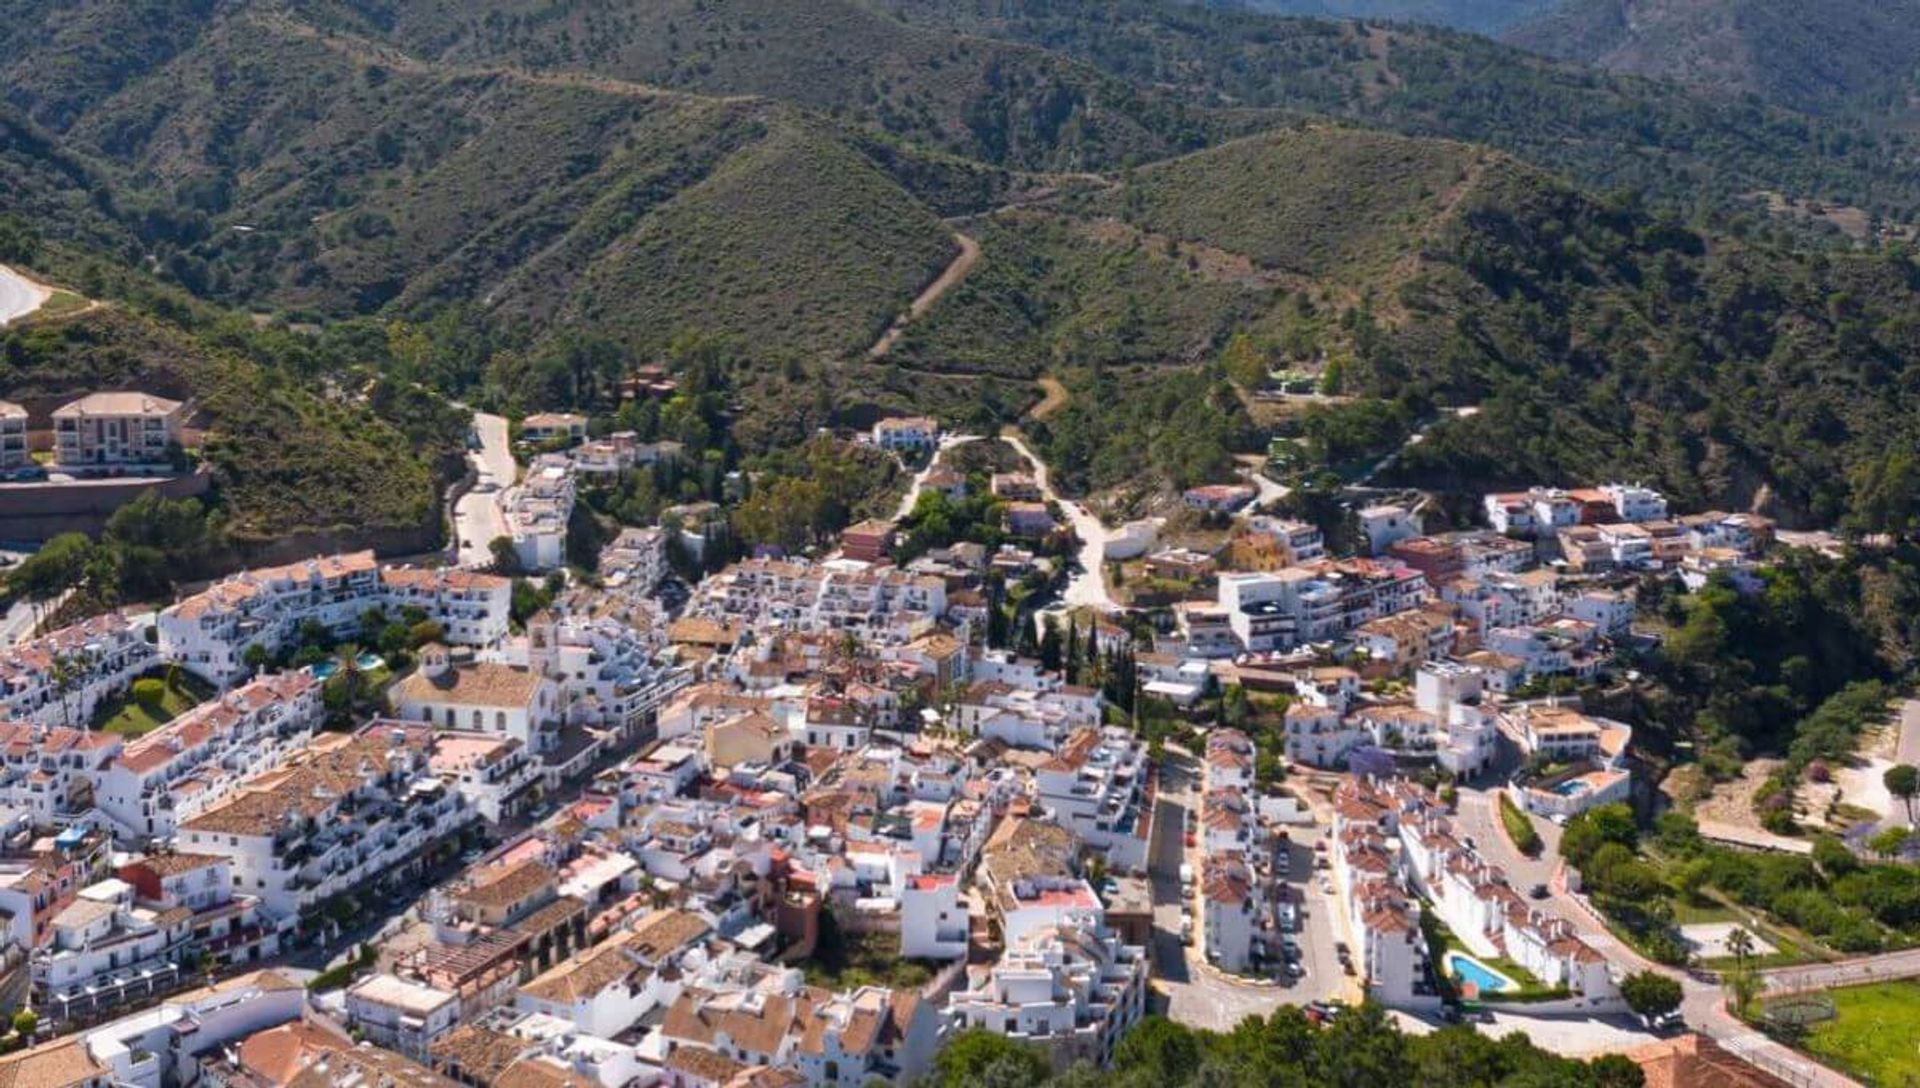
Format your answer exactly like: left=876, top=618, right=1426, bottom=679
left=1529, top=883, right=1550, bottom=900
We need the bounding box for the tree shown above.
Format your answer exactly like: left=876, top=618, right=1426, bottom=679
left=1885, top=763, right=1919, bottom=824
left=242, top=643, right=271, bottom=677
left=48, top=650, right=93, bottom=729
left=1113, top=1017, right=1199, bottom=1082
left=1867, top=825, right=1913, bottom=859
left=1619, top=970, right=1683, bottom=1020
left=1726, top=926, right=1755, bottom=968
left=930, top=1029, right=1048, bottom=1088
left=489, top=535, right=523, bottom=576
left=131, top=678, right=167, bottom=707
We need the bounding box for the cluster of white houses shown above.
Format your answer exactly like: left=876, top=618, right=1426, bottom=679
left=1334, top=777, right=1620, bottom=1012
left=157, top=550, right=512, bottom=685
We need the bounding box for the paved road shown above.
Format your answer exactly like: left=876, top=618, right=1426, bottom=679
left=890, top=434, right=980, bottom=521
left=0, top=265, right=49, bottom=327
left=1146, top=754, right=1344, bottom=1029
left=454, top=412, right=514, bottom=568
left=1454, top=786, right=1871, bottom=1085
left=1000, top=431, right=1119, bottom=612
left=1356, top=405, right=1479, bottom=485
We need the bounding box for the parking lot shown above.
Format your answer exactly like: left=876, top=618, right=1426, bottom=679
left=1148, top=755, right=1351, bottom=1030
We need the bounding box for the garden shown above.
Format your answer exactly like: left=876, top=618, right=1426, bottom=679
left=1769, top=980, right=1920, bottom=1086
left=1562, top=804, right=1920, bottom=969
left=92, top=668, right=214, bottom=736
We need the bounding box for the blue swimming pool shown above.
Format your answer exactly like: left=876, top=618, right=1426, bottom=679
left=308, top=661, right=337, bottom=680
left=355, top=652, right=385, bottom=671
left=1446, top=952, right=1515, bottom=994
left=1552, top=779, right=1592, bottom=797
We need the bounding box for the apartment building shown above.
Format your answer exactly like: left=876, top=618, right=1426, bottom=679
left=504, top=455, right=576, bottom=572
left=527, top=608, right=688, bottom=740
left=1201, top=852, right=1260, bottom=972
left=0, top=400, right=26, bottom=471
left=660, top=970, right=941, bottom=1087
left=0, top=724, right=122, bottom=825
left=176, top=732, right=477, bottom=920
left=1217, top=559, right=1428, bottom=653
left=690, top=557, right=948, bottom=642
left=0, top=611, right=156, bottom=727
left=1031, top=727, right=1149, bottom=871
left=94, top=670, right=323, bottom=844
left=1225, top=516, right=1325, bottom=571
left=51, top=392, right=185, bottom=468
left=946, top=918, right=1147, bottom=1072
left=347, top=973, right=462, bottom=1060
left=158, top=551, right=510, bottom=685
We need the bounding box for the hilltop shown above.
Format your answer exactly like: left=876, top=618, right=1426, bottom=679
left=6, top=0, right=1920, bottom=523
left=1506, top=0, right=1920, bottom=122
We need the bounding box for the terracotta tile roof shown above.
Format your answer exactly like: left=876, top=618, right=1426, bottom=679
left=1630, top=1035, right=1792, bottom=1088
left=495, top=1059, right=598, bottom=1088
left=628, top=908, right=711, bottom=961
left=394, top=662, right=545, bottom=709
left=458, top=858, right=556, bottom=912
left=429, top=1025, right=528, bottom=1083
left=0, top=1036, right=107, bottom=1088
left=520, top=932, right=646, bottom=1004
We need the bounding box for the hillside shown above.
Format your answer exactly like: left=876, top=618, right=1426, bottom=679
left=1506, top=0, right=1920, bottom=121
left=881, top=0, right=1920, bottom=234
left=297, top=0, right=1256, bottom=174
left=881, top=124, right=1920, bottom=525
left=0, top=299, right=462, bottom=547
left=1227, top=0, right=1558, bottom=34
left=5, top=9, right=969, bottom=378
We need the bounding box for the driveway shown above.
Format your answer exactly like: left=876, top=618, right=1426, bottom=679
left=454, top=412, right=514, bottom=568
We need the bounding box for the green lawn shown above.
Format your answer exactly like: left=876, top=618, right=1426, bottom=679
left=92, top=672, right=214, bottom=736
left=1668, top=897, right=1739, bottom=925
left=1797, top=981, right=1920, bottom=1086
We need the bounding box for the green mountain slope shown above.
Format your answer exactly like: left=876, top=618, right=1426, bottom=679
left=1506, top=0, right=1920, bottom=122
left=24, top=9, right=962, bottom=371
left=880, top=0, right=1920, bottom=231
left=1225, top=0, right=1557, bottom=35
left=301, top=0, right=1255, bottom=173
left=888, top=124, right=1920, bottom=524
left=0, top=299, right=462, bottom=547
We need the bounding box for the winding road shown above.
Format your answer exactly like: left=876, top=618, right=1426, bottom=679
left=1459, top=787, right=1883, bottom=1086
left=453, top=412, right=515, bottom=568
left=1000, top=430, right=1120, bottom=611
left=0, top=265, right=51, bottom=327
left=891, top=434, right=981, bottom=520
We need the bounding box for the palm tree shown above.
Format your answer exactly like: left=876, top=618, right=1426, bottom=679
left=49, top=649, right=93, bottom=729
left=1727, top=926, right=1754, bottom=969
left=331, top=643, right=365, bottom=723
